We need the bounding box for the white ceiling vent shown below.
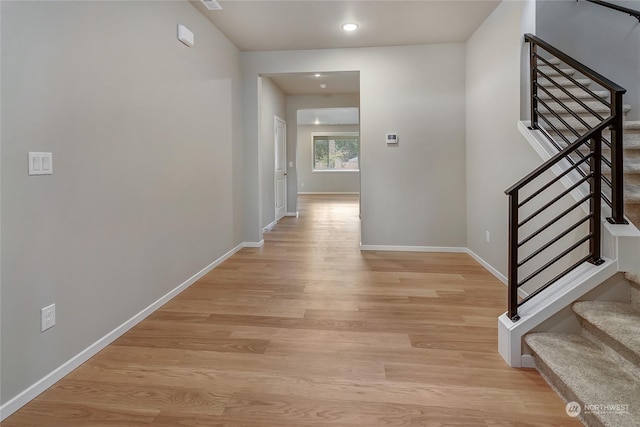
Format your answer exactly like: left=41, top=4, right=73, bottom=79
left=200, top=0, right=222, bottom=11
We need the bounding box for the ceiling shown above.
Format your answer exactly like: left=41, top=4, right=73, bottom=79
left=267, top=71, right=360, bottom=95
left=192, top=1, right=501, bottom=52
left=190, top=1, right=500, bottom=96
left=297, top=107, right=359, bottom=125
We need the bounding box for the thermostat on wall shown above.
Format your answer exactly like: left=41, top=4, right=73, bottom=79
left=386, top=133, right=398, bottom=145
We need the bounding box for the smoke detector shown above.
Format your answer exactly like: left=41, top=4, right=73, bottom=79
left=201, top=0, right=222, bottom=11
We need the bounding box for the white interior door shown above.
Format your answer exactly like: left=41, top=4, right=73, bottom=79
left=275, top=117, right=287, bottom=222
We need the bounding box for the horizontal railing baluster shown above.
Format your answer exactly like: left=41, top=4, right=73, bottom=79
left=519, top=155, right=591, bottom=207
left=518, top=175, right=592, bottom=227
left=517, top=215, right=593, bottom=268
left=518, top=233, right=592, bottom=288
left=518, top=194, right=593, bottom=247
left=517, top=254, right=594, bottom=306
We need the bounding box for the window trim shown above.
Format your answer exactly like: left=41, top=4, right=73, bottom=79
left=311, top=132, right=360, bottom=173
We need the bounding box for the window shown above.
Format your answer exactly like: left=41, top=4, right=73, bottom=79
left=312, top=132, right=359, bottom=172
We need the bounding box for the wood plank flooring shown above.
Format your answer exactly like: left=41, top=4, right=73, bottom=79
left=2, top=194, right=580, bottom=426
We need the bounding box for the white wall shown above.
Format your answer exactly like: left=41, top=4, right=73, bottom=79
left=1, top=0, right=242, bottom=409
left=465, top=1, right=539, bottom=274
left=285, top=94, right=360, bottom=212
left=297, top=125, right=360, bottom=194
left=259, top=76, right=285, bottom=228
left=536, top=0, right=640, bottom=120
left=243, top=44, right=467, bottom=248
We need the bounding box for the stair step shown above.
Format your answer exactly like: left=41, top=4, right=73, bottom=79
left=537, top=57, right=562, bottom=66
left=540, top=101, right=631, bottom=117
left=625, top=121, right=640, bottom=131
left=573, top=301, right=640, bottom=377
left=625, top=203, right=640, bottom=229
left=624, top=186, right=640, bottom=204
left=628, top=276, right=640, bottom=312
left=539, top=114, right=632, bottom=134
left=554, top=126, right=640, bottom=149
left=539, top=87, right=609, bottom=101
left=537, top=66, right=576, bottom=77
left=539, top=77, right=592, bottom=88
left=526, top=332, right=640, bottom=427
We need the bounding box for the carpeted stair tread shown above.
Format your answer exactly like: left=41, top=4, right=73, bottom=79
left=622, top=132, right=640, bottom=149
left=573, top=301, right=640, bottom=370
left=626, top=274, right=640, bottom=312
left=539, top=116, right=636, bottom=136
left=537, top=57, right=562, bottom=66
left=554, top=129, right=640, bottom=149
left=526, top=332, right=640, bottom=427
left=539, top=77, right=592, bottom=88
left=539, top=87, right=609, bottom=101
left=625, top=272, right=640, bottom=286
left=624, top=121, right=640, bottom=131
left=540, top=115, right=613, bottom=132
left=623, top=186, right=640, bottom=204
left=626, top=187, right=640, bottom=205
left=541, top=101, right=631, bottom=116
left=625, top=212, right=640, bottom=230
left=537, top=66, right=576, bottom=77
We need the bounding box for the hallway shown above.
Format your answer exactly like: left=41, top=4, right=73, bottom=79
left=3, top=195, right=578, bottom=426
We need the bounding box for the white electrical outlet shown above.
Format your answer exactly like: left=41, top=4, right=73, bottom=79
left=485, top=231, right=491, bottom=243
left=41, top=303, right=56, bottom=332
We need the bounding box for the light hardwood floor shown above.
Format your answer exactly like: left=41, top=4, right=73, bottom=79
left=3, top=194, right=579, bottom=426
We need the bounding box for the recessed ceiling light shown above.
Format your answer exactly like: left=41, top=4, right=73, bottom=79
left=320, top=84, right=327, bottom=89
left=342, top=23, right=359, bottom=32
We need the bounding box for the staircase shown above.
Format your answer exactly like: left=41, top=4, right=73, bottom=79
left=521, top=48, right=640, bottom=426
left=535, top=58, right=640, bottom=228
left=525, top=274, right=640, bottom=426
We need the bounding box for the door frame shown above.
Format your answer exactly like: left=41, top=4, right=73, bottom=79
left=274, top=116, right=287, bottom=222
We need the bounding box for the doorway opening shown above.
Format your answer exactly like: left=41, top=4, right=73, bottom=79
left=259, top=71, right=360, bottom=236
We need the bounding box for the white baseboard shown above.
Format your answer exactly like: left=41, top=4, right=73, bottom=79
left=243, top=240, right=264, bottom=248
left=521, top=354, right=536, bottom=369
left=285, top=212, right=298, bottom=217
left=0, top=242, right=245, bottom=422
left=466, top=248, right=507, bottom=284
left=358, top=245, right=507, bottom=284
left=359, top=244, right=467, bottom=253
left=263, top=220, right=278, bottom=232
left=297, top=192, right=359, bottom=195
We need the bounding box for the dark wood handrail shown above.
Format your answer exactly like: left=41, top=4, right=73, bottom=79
left=524, top=34, right=627, bottom=94
left=585, top=0, right=640, bottom=22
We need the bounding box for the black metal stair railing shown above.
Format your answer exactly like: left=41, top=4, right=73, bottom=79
left=506, top=34, right=627, bottom=321
left=526, top=33, right=627, bottom=224
left=583, top=0, right=640, bottom=22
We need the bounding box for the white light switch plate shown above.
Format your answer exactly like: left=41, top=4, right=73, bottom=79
left=29, top=152, right=53, bottom=175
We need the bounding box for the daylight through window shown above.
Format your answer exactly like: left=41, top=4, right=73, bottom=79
left=312, top=134, right=359, bottom=171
